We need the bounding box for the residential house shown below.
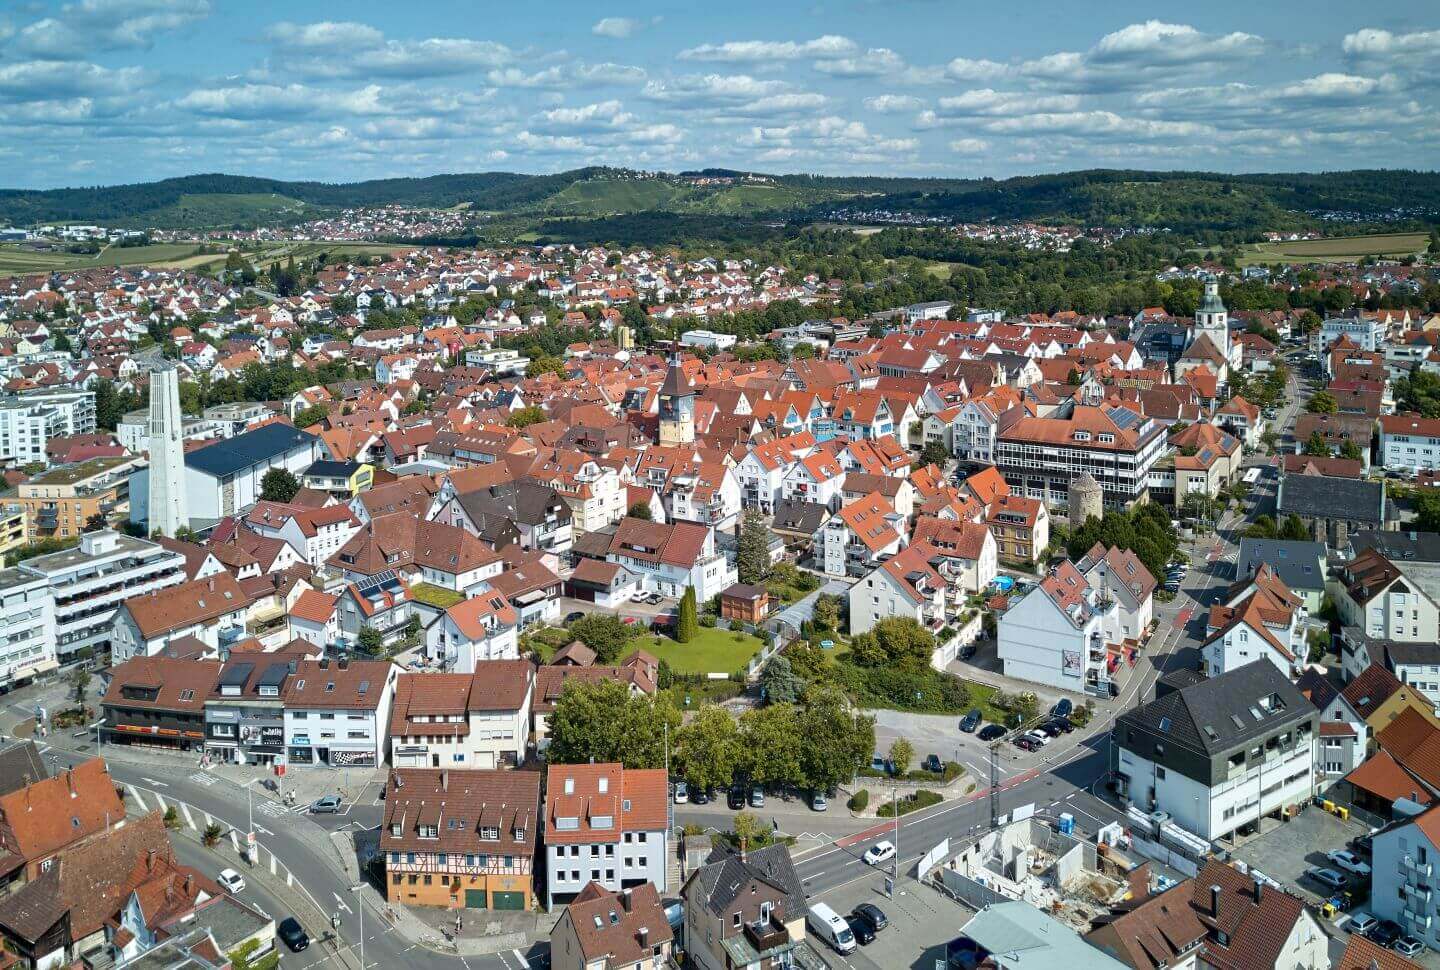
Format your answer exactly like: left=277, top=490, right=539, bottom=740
left=0, top=759, right=125, bottom=895
left=281, top=657, right=397, bottom=768
left=543, top=763, right=669, bottom=908
left=998, top=560, right=1130, bottom=696
left=604, top=518, right=736, bottom=601
left=110, top=573, right=249, bottom=663
left=1234, top=538, right=1328, bottom=613
left=531, top=659, right=658, bottom=744
left=986, top=495, right=1049, bottom=565
left=820, top=493, right=905, bottom=578
left=681, top=843, right=823, bottom=970
left=388, top=661, right=533, bottom=769
left=1368, top=800, right=1440, bottom=955
left=1380, top=413, right=1440, bottom=472
left=101, top=656, right=221, bottom=753
left=1075, top=543, right=1156, bottom=642
left=552, top=881, right=673, bottom=970
left=336, top=572, right=415, bottom=652
left=428, top=480, right=574, bottom=556
left=424, top=592, right=520, bottom=673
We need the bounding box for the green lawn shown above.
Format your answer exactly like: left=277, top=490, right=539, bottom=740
left=641, top=628, right=763, bottom=676
left=409, top=583, right=464, bottom=609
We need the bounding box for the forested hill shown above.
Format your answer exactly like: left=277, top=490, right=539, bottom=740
left=1, top=167, right=1437, bottom=233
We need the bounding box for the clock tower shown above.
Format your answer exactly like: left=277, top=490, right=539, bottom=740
left=658, top=352, right=695, bottom=446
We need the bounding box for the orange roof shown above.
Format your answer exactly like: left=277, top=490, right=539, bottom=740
left=445, top=590, right=518, bottom=639
left=289, top=588, right=338, bottom=624
left=544, top=764, right=667, bottom=844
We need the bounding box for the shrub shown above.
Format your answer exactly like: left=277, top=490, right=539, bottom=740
left=848, top=789, right=869, bottom=812
left=830, top=660, right=970, bottom=714
left=876, top=789, right=943, bottom=817
left=699, top=614, right=717, bottom=628
left=202, top=822, right=223, bottom=847
left=163, top=806, right=179, bottom=829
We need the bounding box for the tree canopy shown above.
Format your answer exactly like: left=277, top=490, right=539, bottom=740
left=547, top=679, right=680, bottom=769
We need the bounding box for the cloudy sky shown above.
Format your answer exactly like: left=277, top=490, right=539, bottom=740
left=1, top=0, right=1437, bottom=189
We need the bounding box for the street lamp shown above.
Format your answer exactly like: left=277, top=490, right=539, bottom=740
left=351, top=883, right=365, bottom=970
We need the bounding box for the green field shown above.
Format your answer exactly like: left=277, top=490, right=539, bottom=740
left=641, top=628, right=764, bottom=676
left=1237, top=231, right=1428, bottom=265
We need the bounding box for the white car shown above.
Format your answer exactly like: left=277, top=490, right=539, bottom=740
left=217, top=868, right=246, bottom=894
left=863, top=841, right=896, bottom=866
left=1024, top=730, right=1052, bottom=747
left=1327, top=850, right=1371, bottom=877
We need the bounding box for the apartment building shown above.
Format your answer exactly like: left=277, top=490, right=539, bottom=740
left=381, top=768, right=540, bottom=911
left=1369, top=802, right=1440, bottom=954
left=1380, top=414, right=1440, bottom=472
left=998, top=560, right=1130, bottom=696
left=1112, top=663, right=1316, bottom=842
left=603, top=518, right=736, bottom=601
left=281, top=657, right=397, bottom=768
left=995, top=404, right=1168, bottom=509
left=388, top=661, right=532, bottom=769
left=110, top=571, right=250, bottom=663
left=18, top=454, right=141, bottom=541
left=0, top=391, right=96, bottom=466
left=0, top=567, right=54, bottom=690
left=543, top=763, right=669, bottom=908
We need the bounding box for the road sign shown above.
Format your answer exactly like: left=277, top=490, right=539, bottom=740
left=246, top=830, right=256, bottom=848
left=275, top=764, right=286, bottom=778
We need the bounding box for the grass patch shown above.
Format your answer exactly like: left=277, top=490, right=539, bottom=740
left=642, top=628, right=763, bottom=676
left=663, top=678, right=745, bottom=711
left=1237, top=231, right=1427, bottom=266
left=409, top=583, right=464, bottom=609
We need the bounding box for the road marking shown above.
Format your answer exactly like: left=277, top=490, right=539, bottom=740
left=512, top=948, right=529, bottom=968
left=141, top=777, right=169, bottom=787
left=127, top=785, right=148, bottom=811
left=180, top=803, right=195, bottom=829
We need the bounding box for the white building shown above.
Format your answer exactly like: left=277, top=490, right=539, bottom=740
left=110, top=572, right=250, bottom=663
left=543, top=763, right=670, bottom=908
left=1380, top=414, right=1440, bottom=472
left=1315, top=315, right=1385, bottom=353
left=0, top=390, right=96, bottom=466
left=1370, top=802, right=1440, bottom=953
left=679, top=330, right=738, bottom=351
left=281, top=657, right=397, bottom=768
left=424, top=591, right=521, bottom=673
left=147, top=365, right=188, bottom=538
left=1112, top=661, right=1317, bottom=842
left=997, top=560, right=1129, bottom=696
left=604, top=518, right=736, bottom=601
left=0, top=567, right=54, bottom=689
left=388, top=661, right=533, bottom=770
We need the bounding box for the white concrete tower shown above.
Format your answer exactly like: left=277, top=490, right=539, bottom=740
left=147, top=364, right=188, bottom=537
left=1194, top=278, right=1230, bottom=363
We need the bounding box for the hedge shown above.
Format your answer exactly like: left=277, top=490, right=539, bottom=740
left=848, top=789, right=869, bottom=812
left=830, top=660, right=971, bottom=714
left=876, top=789, right=943, bottom=817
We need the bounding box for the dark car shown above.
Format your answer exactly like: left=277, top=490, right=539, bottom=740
left=851, top=903, right=888, bottom=932
left=564, top=611, right=585, bottom=624
left=1368, top=919, right=1403, bottom=947
left=978, top=724, right=1006, bottom=742
left=845, top=916, right=876, bottom=946
left=727, top=787, right=746, bottom=810
left=959, top=708, right=982, bottom=733
left=922, top=754, right=943, bottom=773
left=691, top=788, right=710, bottom=805
left=1013, top=735, right=1039, bottom=751
left=1046, top=717, right=1075, bottom=735
left=278, top=917, right=309, bottom=952
left=1035, top=722, right=1062, bottom=738
left=1050, top=698, right=1073, bottom=718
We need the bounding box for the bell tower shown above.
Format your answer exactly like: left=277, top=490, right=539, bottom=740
left=658, top=352, right=695, bottom=446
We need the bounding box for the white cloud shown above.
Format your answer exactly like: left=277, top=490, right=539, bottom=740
left=266, top=20, right=382, bottom=50
left=864, top=94, right=923, bottom=113
left=487, top=66, right=570, bottom=89
left=978, top=110, right=1210, bottom=139
left=725, top=93, right=829, bottom=117
left=592, top=17, right=642, bottom=39
left=813, top=48, right=906, bottom=78
left=15, top=0, right=210, bottom=59
left=539, top=100, right=631, bottom=129
left=266, top=22, right=512, bottom=79
left=948, top=138, right=989, bottom=154
left=1343, top=27, right=1440, bottom=59
left=1089, top=20, right=1262, bottom=65
left=678, top=34, right=857, bottom=63
left=936, top=89, right=1081, bottom=117
left=641, top=73, right=789, bottom=104
left=945, top=58, right=1012, bottom=82
left=0, top=60, right=148, bottom=102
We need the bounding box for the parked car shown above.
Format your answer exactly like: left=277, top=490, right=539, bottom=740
left=922, top=754, right=943, bottom=773
left=564, top=611, right=585, bottom=624
left=217, top=869, right=246, bottom=894
left=749, top=787, right=765, bottom=808
left=810, top=791, right=828, bottom=812
left=1050, top=699, right=1073, bottom=718
left=310, top=795, right=342, bottom=814
left=1045, top=717, right=1075, bottom=735
left=278, top=917, right=309, bottom=952
left=851, top=903, right=888, bottom=932
left=645, top=592, right=663, bottom=605
left=673, top=781, right=689, bottom=804
left=691, top=788, right=710, bottom=806
left=1035, top=722, right=1062, bottom=738
left=978, top=724, right=1007, bottom=742
left=960, top=709, right=982, bottom=733
left=845, top=916, right=875, bottom=946
left=1013, top=735, right=1039, bottom=751
left=863, top=841, right=896, bottom=866
left=1023, top=729, right=1052, bottom=746
left=727, top=787, right=746, bottom=810
left=1346, top=912, right=1377, bottom=936
left=1368, top=919, right=1403, bottom=947
left=1327, top=850, right=1371, bottom=877
left=1306, top=868, right=1348, bottom=891
left=1394, top=936, right=1425, bottom=957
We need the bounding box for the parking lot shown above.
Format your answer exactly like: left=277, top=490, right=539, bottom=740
left=1229, top=805, right=1368, bottom=907
left=811, top=872, right=972, bottom=970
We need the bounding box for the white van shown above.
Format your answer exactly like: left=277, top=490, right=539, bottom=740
left=808, top=902, right=856, bottom=954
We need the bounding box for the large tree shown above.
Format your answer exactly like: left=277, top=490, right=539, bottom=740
left=850, top=617, right=935, bottom=670
left=547, top=679, right=680, bottom=769
left=736, top=511, right=771, bottom=586
left=759, top=655, right=802, bottom=705
left=739, top=704, right=804, bottom=790
left=567, top=613, right=638, bottom=664
left=259, top=467, right=301, bottom=503
left=797, top=684, right=874, bottom=793
left=676, top=586, right=698, bottom=643
left=1306, top=390, right=1338, bottom=414
left=676, top=705, right=743, bottom=794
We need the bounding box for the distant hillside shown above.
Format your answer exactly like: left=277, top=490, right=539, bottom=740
left=2, top=167, right=1437, bottom=234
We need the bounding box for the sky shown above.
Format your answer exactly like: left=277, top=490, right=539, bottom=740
left=1, top=0, right=1438, bottom=189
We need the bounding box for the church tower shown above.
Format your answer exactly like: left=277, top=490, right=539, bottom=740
left=658, top=352, right=695, bottom=446
left=147, top=364, right=189, bottom=537
left=1193, top=278, right=1229, bottom=363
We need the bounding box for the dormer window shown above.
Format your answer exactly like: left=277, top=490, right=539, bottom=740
left=391, top=822, right=402, bottom=837
left=590, top=814, right=613, bottom=829
left=555, top=816, right=580, bottom=831
left=481, top=826, right=499, bottom=840
left=1073, top=431, right=1090, bottom=442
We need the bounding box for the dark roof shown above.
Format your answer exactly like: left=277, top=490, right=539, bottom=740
left=1350, top=529, right=1440, bottom=564
left=770, top=498, right=829, bottom=534
left=1118, top=661, right=1312, bottom=757
left=1277, top=473, right=1385, bottom=526
left=306, top=459, right=362, bottom=477
left=0, top=740, right=48, bottom=797
left=687, top=843, right=805, bottom=919
left=1235, top=538, right=1328, bottom=591
left=187, top=423, right=316, bottom=477
left=456, top=479, right=571, bottom=529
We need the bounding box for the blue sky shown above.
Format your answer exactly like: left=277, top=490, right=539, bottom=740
left=1, top=0, right=1437, bottom=189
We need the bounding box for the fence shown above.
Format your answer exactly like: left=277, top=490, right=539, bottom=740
left=917, top=838, right=950, bottom=881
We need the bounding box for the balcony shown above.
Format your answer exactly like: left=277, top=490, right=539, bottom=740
left=1404, top=908, right=1432, bottom=931
left=1403, top=883, right=1432, bottom=906
left=743, top=915, right=791, bottom=953
left=1404, top=855, right=1433, bottom=879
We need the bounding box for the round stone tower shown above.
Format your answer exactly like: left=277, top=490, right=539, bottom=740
left=1068, top=472, right=1103, bottom=526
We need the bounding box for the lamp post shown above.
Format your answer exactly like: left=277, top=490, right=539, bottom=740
left=351, top=883, right=365, bottom=970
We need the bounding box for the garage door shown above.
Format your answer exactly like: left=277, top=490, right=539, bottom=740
left=490, top=891, right=525, bottom=911
left=464, top=889, right=487, bottom=909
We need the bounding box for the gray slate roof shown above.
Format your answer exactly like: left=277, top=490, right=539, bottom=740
left=1235, top=538, right=1328, bottom=592
left=771, top=499, right=829, bottom=534
left=1277, top=473, right=1385, bottom=526
left=1350, top=529, right=1440, bottom=564
left=689, top=843, right=805, bottom=919
left=1117, top=660, right=1311, bottom=758
left=187, top=423, right=316, bottom=477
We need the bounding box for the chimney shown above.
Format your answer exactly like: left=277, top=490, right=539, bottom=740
left=147, top=849, right=158, bottom=873
left=621, top=887, right=632, bottom=912
left=66, top=769, right=76, bottom=798
left=638, top=926, right=649, bottom=948
left=184, top=873, right=194, bottom=896
left=441, top=770, right=449, bottom=793
left=1252, top=876, right=1262, bottom=904
left=1209, top=884, right=1221, bottom=917
left=740, top=837, right=748, bottom=862
left=208, top=578, right=215, bottom=592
